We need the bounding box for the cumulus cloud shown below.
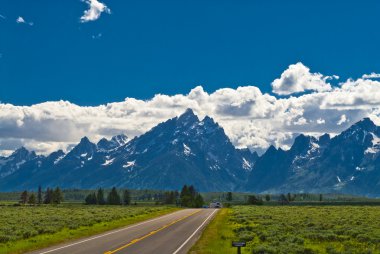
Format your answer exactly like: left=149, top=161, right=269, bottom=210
left=80, top=0, right=111, bottom=23
left=1, top=62, right=380, bottom=156
left=272, top=62, right=337, bottom=95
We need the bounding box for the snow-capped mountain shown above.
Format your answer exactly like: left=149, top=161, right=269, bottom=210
left=1, top=111, right=380, bottom=196
left=0, top=147, right=37, bottom=178
left=246, top=118, right=380, bottom=196
left=0, top=109, right=257, bottom=191
left=97, top=134, right=129, bottom=151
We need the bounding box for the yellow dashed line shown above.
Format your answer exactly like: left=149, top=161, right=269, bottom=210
left=104, top=210, right=201, bottom=254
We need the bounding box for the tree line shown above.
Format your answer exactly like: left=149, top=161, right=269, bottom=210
left=85, top=187, right=131, bottom=205
left=19, top=186, right=64, bottom=205
left=84, top=185, right=204, bottom=208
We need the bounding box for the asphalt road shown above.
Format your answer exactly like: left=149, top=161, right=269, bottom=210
left=28, top=208, right=218, bottom=254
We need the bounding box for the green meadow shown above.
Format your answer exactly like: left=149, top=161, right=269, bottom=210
left=191, top=206, right=380, bottom=254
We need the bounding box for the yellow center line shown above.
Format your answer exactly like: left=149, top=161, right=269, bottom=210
left=104, top=210, right=201, bottom=254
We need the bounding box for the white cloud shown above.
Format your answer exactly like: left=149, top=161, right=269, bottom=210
left=16, top=16, right=33, bottom=26
left=337, top=114, right=348, bottom=126
left=362, top=73, right=380, bottom=79
left=80, top=0, right=111, bottom=23
left=321, top=78, right=380, bottom=110
left=16, top=16, right=25, bottom=23
left=316, top=118, right=325, bottom=125
left=272, top=62, right=336, bottom=95
left=1, top=62, right=380, bottom=156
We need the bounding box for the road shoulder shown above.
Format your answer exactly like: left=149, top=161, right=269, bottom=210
left=189, top=208, right=233, bottom=254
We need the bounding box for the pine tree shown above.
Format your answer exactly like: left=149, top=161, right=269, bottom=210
left=44, top=188, right=53, bottom=204
left=226, top=192, right=233, bottom=202
left=20, top=190, right=28, bottom=204
left=287, top=192, right=292, bottom=202
left=265, top=194, right=271, bottom=202
left=37, top=185, right=42, bottom=205
left=164, top=191, right=176, bottom=204
left=180, top=185, right=203, bottom=208
left=122, top=189, right=131, bottom=205
left=247, top=195, right=263, bottom=205
left=180, top=185, right=191, bottom=207
left=28, top=193, right=36, bottom=205
left=52, top=187, right=64, bottom=204
left=188, top=185, right=196, bottom=198
left=85, top=192, right=97, bottom=205
left=97, top=188, right=106, bottom=205
left=107, top=187, right=121, bottom=205
left=194, top=194, right=204, bottom=208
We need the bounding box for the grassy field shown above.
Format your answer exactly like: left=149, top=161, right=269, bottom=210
left=0, top=204, right=179, bottom=254
left=191, top=206, right=380, bottom=254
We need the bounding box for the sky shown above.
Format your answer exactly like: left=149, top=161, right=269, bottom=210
left=1, top=0, right=380, bottom=155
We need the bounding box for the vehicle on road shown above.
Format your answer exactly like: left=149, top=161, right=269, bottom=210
left=209, top=201, right=222, bottom=208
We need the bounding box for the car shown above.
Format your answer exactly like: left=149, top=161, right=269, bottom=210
left=209, top=201, right=222, bottom=208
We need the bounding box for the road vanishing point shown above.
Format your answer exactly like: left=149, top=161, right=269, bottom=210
left=28, top=208, right=218, bottom=254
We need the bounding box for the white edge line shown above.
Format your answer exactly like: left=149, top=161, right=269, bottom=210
left=172, top=209, right=218, bottom=254
left=38, top=209, right=189, bottom=254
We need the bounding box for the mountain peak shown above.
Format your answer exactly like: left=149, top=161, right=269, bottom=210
left=202, top=115, right=216, bottom=124
left=356, top=117, right=376, bottom=129
left=177, top=108, right=199, bottom=125
left=68, top=136, right=96, bottom=157
left=10, top=147, right=36, bottom=161
left=266, top=145, right=278, bottom=154
left=97, top=134, right=129, bottom=151
left=79, top=136, right=91, bottom=144
left=292, top=134, right=313, bottom=148
left=111, top=134, right=128, bottom=144
left=342, top=117, right=377, bottom=137
left=319, top=133, right=331, bottom=146
left=13, top=146, right=29, bottom=155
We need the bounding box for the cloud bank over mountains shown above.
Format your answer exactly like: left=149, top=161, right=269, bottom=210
left=1, top=62, right=380, bottom=156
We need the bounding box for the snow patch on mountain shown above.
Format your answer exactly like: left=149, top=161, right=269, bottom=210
left=54, top=155, right=65, bottom=165
left=16, top=160, right=26, bottom=169
left=308, top=142, right=320, bottom=154
left=365, top=133, right=380, bottom=154
left=356, top=166, right=365, bottom=171
left=102, top=158, right=115, bottom=166
left=242, top=158, right=252, bottom=170
left=183, top=143, right=192, bottom=156
left=123, top=160, right=136, bottom=168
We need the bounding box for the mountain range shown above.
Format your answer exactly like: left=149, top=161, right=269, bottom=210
left=0, top=109, right=379, bottom=197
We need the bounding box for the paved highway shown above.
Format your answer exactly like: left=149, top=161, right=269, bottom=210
left=28, top=208, right=218, bottom=254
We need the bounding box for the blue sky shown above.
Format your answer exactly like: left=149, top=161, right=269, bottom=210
left=1, top=0, right=380, bottom=155
left=1, top=0, right=380, bottom=105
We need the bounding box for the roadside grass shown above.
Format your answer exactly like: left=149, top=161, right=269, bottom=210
left=0, top=205, right=179, bottom=254
left=190, top=208, right=237, bottom=254
left=190, top=206, right=380, bottom=254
